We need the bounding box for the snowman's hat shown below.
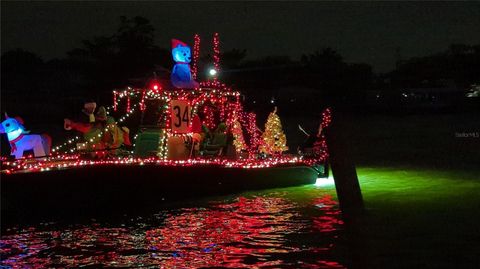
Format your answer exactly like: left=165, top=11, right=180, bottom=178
left=171, top=39, right=187, bottom=48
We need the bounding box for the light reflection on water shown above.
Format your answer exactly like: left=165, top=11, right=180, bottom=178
left=1, top=193, right=345, bottom=268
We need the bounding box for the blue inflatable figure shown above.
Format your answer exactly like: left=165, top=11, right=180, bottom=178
left=0, top=113, right=51, bottom=159
left=170, top=39, right=199, bottom=89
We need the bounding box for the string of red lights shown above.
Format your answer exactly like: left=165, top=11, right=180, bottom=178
left=192, top=34, right=201, bottom=80
left=212, top=32, right=220, bottom=80
left=1, top=155, right=318, bottom=174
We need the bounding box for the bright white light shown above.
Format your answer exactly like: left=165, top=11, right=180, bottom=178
left=209, top=68, right=217, bottom=76
left=315, top=176, right=335, bottom=187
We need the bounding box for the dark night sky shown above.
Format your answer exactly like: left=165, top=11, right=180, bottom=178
left=2, top=1, right=480, bottom=72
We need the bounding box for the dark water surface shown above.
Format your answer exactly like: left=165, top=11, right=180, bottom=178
left=1, top=185, right=347, bottom=268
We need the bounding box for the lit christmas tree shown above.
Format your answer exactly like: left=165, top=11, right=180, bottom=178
left=259, top=107, right=288, bottom=154
left=231, top=119, right=247, bottom=152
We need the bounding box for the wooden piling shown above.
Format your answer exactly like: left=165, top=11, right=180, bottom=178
left=325, top=109, right=364, bottom=213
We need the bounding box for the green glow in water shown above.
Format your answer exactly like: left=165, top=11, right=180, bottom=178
left=355, top=167, right=480, bottom=268
left=357, top=167, right=480, bottom=208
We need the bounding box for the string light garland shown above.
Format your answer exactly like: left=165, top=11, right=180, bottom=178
left=203, top=105, right=216, bottom=130
left=321, top=107, right=332, bottom=129
left=313, top=107, right=332, bottom=162
left=113, top=91, right=118, bottom=112
left=140, top=90, right=146, bottom=111
left=157, top=128, right=168, bottom=159
left=212, top=32, right=220, bottom=81
left=192, top=34, right=201, bottom=80
left=246, top=112, right=260, bottom=157
left=1, top=155, right=317, bottom=175
left=126, top=95, right=131, bottom=113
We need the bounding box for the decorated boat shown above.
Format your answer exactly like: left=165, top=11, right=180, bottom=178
left=1, top=34, right=330, bottom=218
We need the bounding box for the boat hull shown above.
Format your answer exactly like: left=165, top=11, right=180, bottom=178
left=1, top=165, right=317, bottom=221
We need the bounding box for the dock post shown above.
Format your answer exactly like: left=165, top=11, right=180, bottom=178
left=325, top=109, right=364, bottom=213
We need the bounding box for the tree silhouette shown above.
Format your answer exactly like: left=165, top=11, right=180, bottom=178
left=220, top=49, right=247, bottom=69
left=389, top=44, right=480, bottom=88
left=1, top=49, right=45, bottom=97
left=67, top=16, right=170, bottom=95
left=301, top=48, right=344, bottom=69
left=1, top=49, right=44, bottom=74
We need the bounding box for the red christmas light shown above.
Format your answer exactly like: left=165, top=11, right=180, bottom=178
left=246, top=112, right=260, bottom=157
left=148, top=78, right=162, bottom=93
left=126, top=95, right=131, bottom=113
left=312, top=107, right=333, bottom=162
left=212, top=32, right=220, bottom=81
left=113, top=91, right=118, bottom=112
left=321, top=107, right=332, bottom=129
left=1, top=154, right=318, bottom=175
left=140, top=90, right=146, bottom=111
left=192, top=34, right=201, bottom=80
left=203, top=105, right=216, bottom=130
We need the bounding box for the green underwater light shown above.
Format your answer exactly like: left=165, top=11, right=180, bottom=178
left=315, top=176, right=335, bottom=187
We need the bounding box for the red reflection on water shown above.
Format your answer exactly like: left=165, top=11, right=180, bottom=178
left=312, top=195, right=344, bottom=233
left=1, top=196, right=345, bottom=268
left=145, top=197, right=303, bottom=268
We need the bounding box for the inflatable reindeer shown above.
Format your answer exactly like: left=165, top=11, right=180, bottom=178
left=0, top=113, right=51, bottom=159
